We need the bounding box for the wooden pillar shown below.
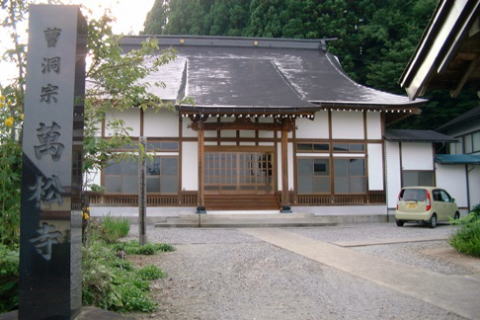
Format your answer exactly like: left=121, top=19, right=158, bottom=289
left=281, top=129, right=291, bottom=212
left=197, top=123, right=206, bottom=213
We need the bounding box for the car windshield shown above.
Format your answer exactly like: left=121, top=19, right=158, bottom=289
left=400, top=189, right=427, bottom=201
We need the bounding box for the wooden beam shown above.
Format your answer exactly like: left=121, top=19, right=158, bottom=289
left=450, top=55, right=480, bottom=97
left=189, top=118, right=295, bottom=131
left=281, top=129, right=290, bottom=210
left=197, top=124, right=205, bottom=209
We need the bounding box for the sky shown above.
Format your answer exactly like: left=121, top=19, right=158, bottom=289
left=0, top=0, right=155, bottom=87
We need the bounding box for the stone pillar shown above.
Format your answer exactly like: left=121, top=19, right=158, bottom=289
left=19, top=5, right=86, bottom=319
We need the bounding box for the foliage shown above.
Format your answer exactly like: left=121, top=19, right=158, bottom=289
left=0, top=90, right=22, bottom=248
left=112, top=240, right=174, bottom=255
left=100, top=216, right=131, bottom=243
left=137, top=265, right=165, bottom=281
left=81, top=218, right=171, bottom=312
left=450, top=204, right=480, bottom=257
left=143, top=0, right=479, bottom=129
left=82, top=239, right=162, bottom=312
left=0, top=244, right=19, bottom=313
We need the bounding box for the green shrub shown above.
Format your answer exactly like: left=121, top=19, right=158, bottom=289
left=450, top=205, right=480, bottom=257
left=113, top=241, right=174, bottom=255
left=0, top=245, right=19, bottom=313
left=137, top=265, right=165, bottom=281
left=81, top=236, right=172, bottom=313
left=100, top=216, right=130, bottom=243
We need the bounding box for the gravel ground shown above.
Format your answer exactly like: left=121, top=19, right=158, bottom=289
left=353, top=240, right=476, bottom=276
left=129, top=226, right=466, bottom=320
left=287, top=222, right=458, bottom=244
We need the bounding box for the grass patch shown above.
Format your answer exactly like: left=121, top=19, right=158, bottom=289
left=112, top=240, right=175, bottom=255
left=450, top=204, right=480, bottom=258
left=100, top=216, right=130, bottom=243
left=82, top=239, right=167, bottom=312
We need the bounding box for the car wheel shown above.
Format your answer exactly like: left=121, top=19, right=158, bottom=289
left=396, top=219, right=404, bottom=227
left=428, top=214, right=437, bottom=228
left=454, top=211, right=460, bottom=220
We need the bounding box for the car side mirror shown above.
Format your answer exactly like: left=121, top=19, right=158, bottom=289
left=451, top=198, right=455, bottom=203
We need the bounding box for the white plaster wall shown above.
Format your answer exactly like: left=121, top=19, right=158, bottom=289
left=181, top=118, right=196, bottom=137
left=366, top=112, right=382, bottom=140
left=401, top=142, right=433, bottom=170
left=259, top=142, right=274, bottom=146
left=143, top=109, right=178, bottom=137
left=331, top=111, right=364, bottom=140
left=368, top=143, right=384, bottom=190
left=295, top=111, right=329, bottom=139
left=385, top=141, right=401, bottom=208
left=105, top=109, right=140, bottom=137
left=288, top=142, right=294, bottom=190
left=469, top=165, right=480, bottom=209
left=182, top=142, right=198, bottom=190
left=435, top=164, right=468, bottom=208
left=240, top=142, right=256, bottom=146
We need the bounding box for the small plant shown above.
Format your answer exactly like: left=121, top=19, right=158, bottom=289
left=137, top=265, right=165, bottom=280
left=112, top=241, right=174, bottom=255
left=101, top=216, right=130, bottom=243
left=450, top=204, right=480, bottom=257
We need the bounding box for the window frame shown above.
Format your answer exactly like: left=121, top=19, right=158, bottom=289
left=296, top=157, right=331, bottom=195
left=401, top=170, right=435, bottom=187
left=332, top=142, right=366, bottom=153
left=332, top=157, right=368, bottom=194
left=102, top=155, right=179, bottom=195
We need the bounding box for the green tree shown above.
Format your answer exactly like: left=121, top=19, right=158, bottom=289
left=143, top=0, right=479, bottom=129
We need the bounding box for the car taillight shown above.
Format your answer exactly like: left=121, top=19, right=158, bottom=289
left=426, top=190, right=432, bottom=211
left=396, top=191, right=401, bottom=210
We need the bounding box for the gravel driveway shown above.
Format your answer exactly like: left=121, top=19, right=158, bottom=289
left=129, top=223, right=472, bottom=320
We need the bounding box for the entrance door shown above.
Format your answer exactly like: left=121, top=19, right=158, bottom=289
left=203, top=147, right=279, bottom=209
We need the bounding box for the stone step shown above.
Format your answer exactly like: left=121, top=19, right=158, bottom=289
left=154, top=213, right=387, bottom=228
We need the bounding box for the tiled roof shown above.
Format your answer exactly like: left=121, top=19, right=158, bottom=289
left=384, top=129, right=457, bottom=142
left=120, top=35, right=425, bottom=111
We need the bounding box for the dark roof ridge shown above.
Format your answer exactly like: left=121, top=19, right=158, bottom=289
left=120, top=35, right=338, bottom=50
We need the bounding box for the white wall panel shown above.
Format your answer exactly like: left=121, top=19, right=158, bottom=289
left=436, top=164, right=468, bottom=208
left=182, top=142, right=198, bottom=190
left=385, top=141, right=401, bottom=208
left=296, top=111, right=329, bottom=139
left=367, top=143, right=384, bottom=190
left=468, top=165, right=480, bottom=210
left=288, top=142, right=294, bottom=190
left=331, top=111, right=364, bottom=139
left=366, top=112, right=382, bottom=140
left=144, top=109, right=178, bottom=137
left=105, top=109, right=140, bottom=137
left=182, top=118, right=196, bottom=137
left=401, top=142, right=433, bottom=170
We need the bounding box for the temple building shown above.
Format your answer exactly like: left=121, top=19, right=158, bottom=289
left=88, top=36, right=460, bottom=217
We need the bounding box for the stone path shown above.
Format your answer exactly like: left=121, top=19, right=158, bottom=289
left=129, top=224, right=479, bottom=320
left=242, top=228, right=480, bottom=320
